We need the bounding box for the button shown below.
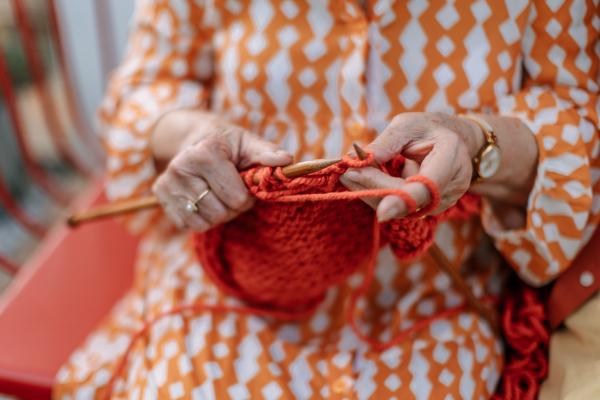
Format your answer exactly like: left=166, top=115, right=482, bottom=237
left=332, top=378, right=346, bottom=394
left=580, top=271, right=595, bottom=287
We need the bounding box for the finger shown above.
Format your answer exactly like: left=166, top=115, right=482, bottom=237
left=339, top=175, right=380, bottom=210
left=188, top=139, right=254, bottom=211
left=162, top=203, right=187, bottom=230
left=195, top=189, right=248, bottom=226
left=184, top=176, right=238, bottom=226
left=153, top=177, right=211, bottom=232
left=344, top=167, right=404, bottom=191
left=240, top=131, right=294, bottom=169
left=170, top=182, right=215, bottom=233
left=343, top=167, right=424, bottom=220
left=378, top=138, right=465, bottom=220
left=400, top=159, right=420, bottom=179
left=184, top=210, right=212, bottom=233
left=414, top=137, right=460, bottom=196
left=377, top=181, right=432, bottom=221
left=361, top=117, right=413, bottom=165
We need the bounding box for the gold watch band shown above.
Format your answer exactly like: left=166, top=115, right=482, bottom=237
left=460, top=114, right=498, bottom=145
left=458, top=114, right=499, bottom=183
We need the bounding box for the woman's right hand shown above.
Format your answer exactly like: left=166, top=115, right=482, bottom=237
left=151, top=110, right=294, bottom=232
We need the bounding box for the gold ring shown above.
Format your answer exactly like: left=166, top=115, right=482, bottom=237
left=185, top=188, right=211, bottom=213
left=195, top=188, right=211, bottom=203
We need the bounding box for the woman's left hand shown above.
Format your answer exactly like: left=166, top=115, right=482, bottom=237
left=341, top=112, right=483, bottom=222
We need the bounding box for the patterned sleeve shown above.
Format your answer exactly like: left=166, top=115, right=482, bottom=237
left=481, top=0, right=600, bottom=286
left=98, top=0, right=213, bottom=233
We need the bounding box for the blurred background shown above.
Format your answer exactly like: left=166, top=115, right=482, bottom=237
left=0, top=0, right=134, bottom=294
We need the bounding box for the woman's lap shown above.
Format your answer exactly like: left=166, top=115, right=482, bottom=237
left=53, top=233, right=503, bottom=400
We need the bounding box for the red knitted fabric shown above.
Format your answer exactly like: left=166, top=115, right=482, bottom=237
left=193, top=151, right=480, bottom=313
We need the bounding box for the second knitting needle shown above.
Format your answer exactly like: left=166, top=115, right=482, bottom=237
left=338, top=143, right=382, bottom=210
left=68, top=157, right=342, bottom=227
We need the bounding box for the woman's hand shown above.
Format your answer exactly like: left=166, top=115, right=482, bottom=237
left=341, top=112, right=538, bottom=222
left=151, top=110, right=293, bottom=232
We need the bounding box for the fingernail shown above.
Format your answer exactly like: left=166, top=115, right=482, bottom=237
left=275, top=150, right=294, bottom=157
left=344, top=170, right=360, bottom=182
left=378, top=206, right=399, bottom=223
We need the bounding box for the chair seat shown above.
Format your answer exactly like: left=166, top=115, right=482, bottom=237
left=0, top=180, right=137, bottom=400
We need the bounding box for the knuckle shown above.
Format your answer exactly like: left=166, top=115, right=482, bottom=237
left=238, top=197, right=255, bottom=212
left=193, top=138, right=231, bottom=161
left=391, top=114, right=404, bottom=125
left=229, top=193, right=249, bottom=210
left=201, top=206, right=228, bottom=225
left=363, top=174, right=377, bottom=188
left=391, top=112, right=420, bottom=126
left=192, top=138, right=216, bottom=154
left=390, top=114, right=409, bottom=128
left=430, top=111, right=445, bottom=121
left=152, top=177, right=173, bottom=198
left=152, top=179, right=164, bottom=194
left=188, top=216, right=209, bottom=233
left=166, top=158, right=189, bottom=179
left=189, top=150, right=213, bottom=168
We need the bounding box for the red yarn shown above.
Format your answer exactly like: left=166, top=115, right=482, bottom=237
left=492, top=280, right=550, bottom=400
left=102, top=151, right=549, bottom=400
left=194, top=152, right=480, bottom=313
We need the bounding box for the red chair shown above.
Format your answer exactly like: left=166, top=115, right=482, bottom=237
left=0, top=1, right=136, bottom=398
left=0, top=182, right=136, bottom=400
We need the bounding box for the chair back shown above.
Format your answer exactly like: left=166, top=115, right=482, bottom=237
left=0, top=0, right=133, bottom=286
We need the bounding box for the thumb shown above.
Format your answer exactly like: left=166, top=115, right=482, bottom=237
left=239, top=132, right=294, bottom=169
left=361, top=129, right=407, bottom=166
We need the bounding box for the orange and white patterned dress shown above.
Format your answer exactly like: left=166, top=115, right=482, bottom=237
left=54, top=0, right=600, bottom=399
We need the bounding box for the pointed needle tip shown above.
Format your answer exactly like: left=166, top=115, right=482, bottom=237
left=352, top=142, right=366, bottom=157
left=309, top=157, right=343, bottom=172
left=280, top=157, right=342, bottom=178
left=353, top=143, right=380, bottom=169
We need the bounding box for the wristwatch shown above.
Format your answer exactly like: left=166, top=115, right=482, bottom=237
left=458, top=114, right=502, bottom=184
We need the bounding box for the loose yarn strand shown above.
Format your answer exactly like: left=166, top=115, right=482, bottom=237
left=102, top=215, right=481, bottom=399
left=347, top=218, right=473, bottom=352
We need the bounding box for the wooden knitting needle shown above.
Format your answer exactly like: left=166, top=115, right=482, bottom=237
left=349, top=143, right=498, bottom=331
left=67, top=157, right=342, bottom=227
left=339, top=143, right=382, bottom=210
left=260, top=158, right=343, bottom=183
left=353, top=143, right=380, bottom=169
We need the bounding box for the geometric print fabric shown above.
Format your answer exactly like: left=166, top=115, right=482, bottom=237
left=55, top=0, right=599, bottom=399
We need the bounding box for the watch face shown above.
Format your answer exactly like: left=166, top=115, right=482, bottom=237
left=479, top=145, right=501, bottom=179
